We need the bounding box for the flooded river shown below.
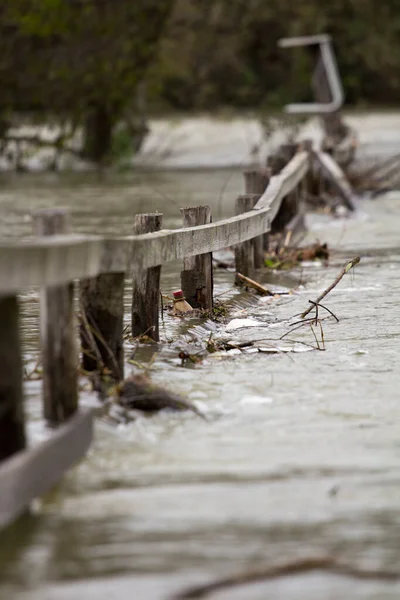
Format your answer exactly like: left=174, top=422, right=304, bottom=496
left=1, top=126, right=400, bottom=599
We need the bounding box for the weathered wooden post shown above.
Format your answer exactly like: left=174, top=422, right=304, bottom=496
left=79, top=247, right=124, bottom=382
left=132, top=213, right=163, bottom=341
left=33, top=209, right=78, bottom=424
left=244, top=169, right=270, bottom=256
left=0, top=296, right=26, bottom=461
left=234, top=194, right=256, bottom=284
left=180, top=206, right=213, bottom=310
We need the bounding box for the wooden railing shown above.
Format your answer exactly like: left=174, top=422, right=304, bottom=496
left=0, top=143, right=354, bottom=529
left=0, top=151, right=309, bottom=293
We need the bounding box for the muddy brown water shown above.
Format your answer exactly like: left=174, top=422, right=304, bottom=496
left=1, top=163, right=400, bottom=599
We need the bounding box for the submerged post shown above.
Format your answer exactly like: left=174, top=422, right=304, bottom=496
left=244, top=169, right=270, bottom=253
left=234, top=194, right=256, bottom=284
left=132, top=213, right=163, bottom=341
left=33, top=209, right=78, bottom=424
left=0, top=296, right=26, bottom=461
left=80, top=272, right=125, bottom=381
left=180, top=205, right=213, bottom=310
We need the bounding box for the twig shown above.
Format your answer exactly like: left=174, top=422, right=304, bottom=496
left=310, top=300, right=339, bottom=322
left=79, top=311, right=121, bottom=379
left=310, top=322, right=321, bottom=350
left=174, top=556, right=400, bottom=599
left=318, top=319, right=325, bottom=349
left=23, top=353, right=43, bottom=381
left=78, top=311, right=104, bottom=370
left=160, top=291, right=164, bottom=323
left=301, top=256, right=360, bottom=319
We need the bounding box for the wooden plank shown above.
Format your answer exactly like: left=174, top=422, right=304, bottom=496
left=0, top=152, right=310, bottom=295
left=0, top=409, right=93, bottom=529
left=107, top=208, right=272, bottom=272
left=313, top=150, right=358, bottom=211
left=0, top=234, right=102, bottom=294
left=255, top=151, right=310, bottom=222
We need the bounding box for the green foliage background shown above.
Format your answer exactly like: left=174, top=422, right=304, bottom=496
left=0, top=1, right=174, bottom=121
left=1, top=0, right=399, bottom=159
left=149, top=0, right=400, bottom=110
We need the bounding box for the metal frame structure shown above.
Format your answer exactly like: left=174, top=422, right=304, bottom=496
left=278, top=34, right=344, bottom=114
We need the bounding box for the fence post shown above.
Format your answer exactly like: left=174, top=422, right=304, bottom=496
left=244, top=169, right=270, bottom=254
left=33, top=209, right=78, bottom=424
left=132, top=213, right=163, bottom=341
left=80, top=274, right=124, bottom=381
left=180, top=205, right=213, bottom=310
left=80, top=272, right=124, bottom=381
left=234, top=194, right=256, bottom=284
left=0, top=296, right=26, bottom=461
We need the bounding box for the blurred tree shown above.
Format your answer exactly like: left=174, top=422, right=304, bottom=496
left=149, top=0, right=400, bottom=111
left=0, top=0, right=175, bottom=162
left=1, top=0, right=400, bottom=165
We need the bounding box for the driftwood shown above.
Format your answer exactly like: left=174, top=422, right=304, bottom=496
left=116, top=375, right=205, bottom=418
left=235, top=273, right=273, bottom=296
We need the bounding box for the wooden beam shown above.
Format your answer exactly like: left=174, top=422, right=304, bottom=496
left=313, top=150, right=358, bottom=211
left=255, top=151, right=309, bottom=222
left=0, top=234, right=102, bottom=294
left=0, top=409, right=93, bottom=530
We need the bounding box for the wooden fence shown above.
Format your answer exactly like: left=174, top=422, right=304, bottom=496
left=0, top=142, right=354, bottom=529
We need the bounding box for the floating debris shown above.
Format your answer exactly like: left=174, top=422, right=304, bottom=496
left=348, top=152, right=400, bottom=196
left=116, top=374, right=206, bottom=419
left=172, top=290, right=193, bottom=313
left=235, top=273, right=274, bottom=295
left=265, top=241, right=329, bottom=270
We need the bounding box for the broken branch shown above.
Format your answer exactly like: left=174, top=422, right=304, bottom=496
left=301, top=256, right=360, bottom=319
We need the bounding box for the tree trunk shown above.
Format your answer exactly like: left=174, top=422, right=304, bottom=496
left=82, top=104, right=114, bottom=164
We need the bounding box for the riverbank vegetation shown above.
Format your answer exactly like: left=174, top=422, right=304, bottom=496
left=1, top=1, right=400, bottom=163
